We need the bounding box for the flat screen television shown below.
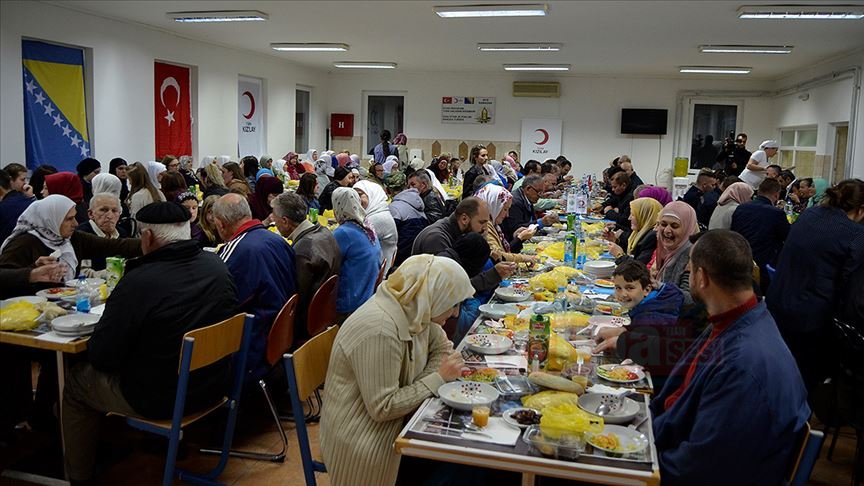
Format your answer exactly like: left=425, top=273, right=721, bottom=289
left=621, top=108, right=668, bottom=135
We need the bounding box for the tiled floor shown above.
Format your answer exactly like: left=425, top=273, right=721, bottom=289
left=1, top=405, right=857, bottom=485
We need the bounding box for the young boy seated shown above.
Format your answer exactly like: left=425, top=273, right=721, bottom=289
left=594, top=260, right=687, bottom=389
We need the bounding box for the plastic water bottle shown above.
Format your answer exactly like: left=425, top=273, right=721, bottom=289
left=563, top=232, right=575, bottom=267
left=566, top=186, right=577, bottom=214
left=556, top=286, right=568, bottom=312
left=575, top=187, right=588, bottom=215
left=576, top=238, right=587, bottom=268
left=75, top=276, right=91, bottom=313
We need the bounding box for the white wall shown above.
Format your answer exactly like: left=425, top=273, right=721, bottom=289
left=326, top=71, right=775, bottom=185
left=0, top=1, right=329, bottom=169
left=772, top=49, right=864, bottom=179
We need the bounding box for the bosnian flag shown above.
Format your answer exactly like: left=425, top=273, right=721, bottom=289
left=22, top=40, right=91, bottom=171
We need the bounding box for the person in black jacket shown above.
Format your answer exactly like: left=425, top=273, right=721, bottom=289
left=62, top=202, right=239, bottom=483
left=602, top=172, right=635, bottom=229
left=461, top=144, right=494, bottom=200
left=768, top=178, right=864, bottom=394
left=679, top=171, right=717, bottom=212
left=319, top=166, right=355, bottom=212
left=407, top=170, right=445, bottom=223
left=730, top=178, right=789, bottom=292
left=500, top=175, right=559, bottom=242
left=607, top=197, right=662, bottom=266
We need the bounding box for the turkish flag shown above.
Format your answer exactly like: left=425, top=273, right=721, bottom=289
left=154, top=61, right=191, bottom=158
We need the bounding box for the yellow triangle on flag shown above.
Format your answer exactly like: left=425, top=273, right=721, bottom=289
left=24, top=59, right=89, bottom=143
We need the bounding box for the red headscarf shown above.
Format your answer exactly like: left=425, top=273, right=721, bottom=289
left=248, top=176, right=284, bottom=220
left=335, top=153, right=351, bottom=168
left=44, top=172, right=84, bottom=203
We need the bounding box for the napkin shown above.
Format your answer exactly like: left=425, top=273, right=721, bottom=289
left=461, top=417, right=521, bottom=446
left=485, top=355, right=528, bottom=369
left=587, top=383, right=630, bottom=397
left=90, top=304, right=105, bottom=316
left=35, top=331, right=79, bottom=344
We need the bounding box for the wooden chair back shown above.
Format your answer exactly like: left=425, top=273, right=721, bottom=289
left=306, top=275, right=339, bottom=337
left=266, top=294, right=299, bottom=366
left=289, top=325, right=338, bottom=401
left=182, top=313, right=246, bottom=372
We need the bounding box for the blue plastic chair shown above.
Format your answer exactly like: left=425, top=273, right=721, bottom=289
left=284, top=325, right=338, bottom=486
left=786, top=422, right=825, bottom=486
left=109, top=313, right=253, bottom=486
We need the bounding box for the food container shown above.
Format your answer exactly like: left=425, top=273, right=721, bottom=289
left=493, top=375, right=536, bottom=399
left=523, top=425, right=584, bottom=460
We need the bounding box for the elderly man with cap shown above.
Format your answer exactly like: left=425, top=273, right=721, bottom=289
left=62, top=201, right=239, bottom=483
left=213, top=193, right=297, bottom=379
left=738, top=140, right=779, bottom=189
left=76, top=157, right=101, bottom=207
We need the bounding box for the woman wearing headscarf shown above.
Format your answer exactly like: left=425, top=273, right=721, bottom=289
left=259, top=155, right=273, bottom=171
left=91, top=173, right=122, bottom=200
left=178, top=156, right=200, bottom=188
left=215, top=155, right=231, bottom=167
left=241, top=155, right=259, bottom=191
left=0, top=195, right=141, bottom=289
left=255, top=168, right=275, bottom=181
left=314, top=155, right=335, bottom=198
left=353, top=180, right=398, bottom=275
left=709, top=182, right=753, bottom=230
left=247, top=175, right=284, bottom=222
left=392, top=132, right=408, bottom=164
left=108, top=159, right=129, bottom=205
left=334, top=152, right=351, bottom=168
left=652, top=201, right=699, bottom=296
left=321, top=255, right=472, bottom=486
left=491, top=160, right=516, bottom=187
left=476, top=184, right=537, bottom=264
left=807, top=178, right=829, bottom=208
left=198, top=155, right=216, bottom=170
left=304, top=149, right=319, bottom=165
left=42, top=172, right=88, bottom=224
left=331, top=187, right=382, bottom=315
left=382, top=155, right=399, bottom=175
left=145, top=161, right=166, bottom=190
left=296, top=173, right=320, bottom=211
left=608, top=198, right=663, bottom=265
left=29, top=165, right=58, bottom=201
left=638, top=186, right=673, bottom=207
left=281, top=152, right=305, bottom=180
left=320, top=167, right=354, bottom=212
left=429, top=157, right=450, bottom=184
left=348, top=154, right=362, bottom=169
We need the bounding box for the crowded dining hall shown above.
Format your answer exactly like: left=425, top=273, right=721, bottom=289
left=1, top=1, right=863, bottom=485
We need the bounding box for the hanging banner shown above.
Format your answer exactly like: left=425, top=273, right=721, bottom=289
left=238, top=76, right=264, bottom=158
left=521, top=118, right=562, bottom=159
left=441, top=96, right=495, bottom=124
left=154, top=61, right=192, bottom=159
left=22, top=40, right=91, bottom=171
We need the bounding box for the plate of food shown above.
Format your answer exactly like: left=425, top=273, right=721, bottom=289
left=494, top=287, right=531, bottom=303
left=586, top=424, right=648, bottom=455
left=1, top=295, right=47, bottom=307
left=478, top=303, right=520, bottom=319
left=438, top=381, right=500, bottom=411
left=588, top=315, right=630, bottom=327
left=459, top=367, right=500, bottom=383
left=36, top=287, right=78, bottom=300
left=65, top=278, right=105, bottom=288
left=465, top=334, right=513, bottom=355
left=503, top=407, right=542, bottom=429
left=596, top=364, right=645, bottom=384
left=594, top=279, right=615, bottom=289
left=577, top=394, right=640, bottom=424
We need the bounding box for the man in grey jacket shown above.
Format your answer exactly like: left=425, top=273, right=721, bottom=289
left=271, top=192, right=342, bottom=340
left=412, top=196, right=514, bottom=292
left=408, top=170, right=446, bottom=223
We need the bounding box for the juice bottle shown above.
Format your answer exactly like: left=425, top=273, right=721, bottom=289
left=528, top=314, right=550, bottom=364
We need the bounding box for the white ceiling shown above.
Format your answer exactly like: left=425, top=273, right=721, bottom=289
left=49, top=0, right=864, bottom=79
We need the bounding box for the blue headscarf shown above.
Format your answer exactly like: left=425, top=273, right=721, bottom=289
left=256, top=168, right=275, bottom=181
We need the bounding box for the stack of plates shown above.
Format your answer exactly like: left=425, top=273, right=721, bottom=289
left=583, top=260, right=615, bottom=279
left=51, top=314, right=100, bottom=337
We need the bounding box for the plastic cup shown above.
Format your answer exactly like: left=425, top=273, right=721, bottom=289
left=308, top=208, right=319, bottom=223
left=472, top=405, right=490, bottom=428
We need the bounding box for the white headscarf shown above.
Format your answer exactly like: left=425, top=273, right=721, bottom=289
left=1, top=195, right=78, bottom=280
left=272, top=159, right=287, bottom=176
left=476, top=183, right=513, bottom=221
left=349, top=154, right=361, bottom=168
left=199, top=155, right=216, bottom=169
left=377, top=254, right=474, bottom=335
left=216, top=155, right=231, bottom=167
left=383, top=155, right=399, bottom=175
left=425, top=168, right=450, bottom=201
left=305, top=149, right=319, bottom=163
left=315, top=155, right=335, bottom=178
left=146, top=161, right=166, bottom=189
left=353, top=180, right=389, bottom=217
left=91, top=173, right=122, bottom=198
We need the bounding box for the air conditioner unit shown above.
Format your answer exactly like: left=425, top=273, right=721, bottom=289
left=513, top=81, right=560, bottom=98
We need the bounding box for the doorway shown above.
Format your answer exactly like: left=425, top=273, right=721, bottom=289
left=832, top=124, right=849, bottom=183
left=295, top=88, right=310, bottom=154
left=688, top=103, right=738, bottom=172
left=366, top=95, right=404, bottom=154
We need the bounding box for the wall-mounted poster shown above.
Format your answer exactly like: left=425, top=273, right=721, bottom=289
left=441, top=96, right=495, bottom=124
left=521, top=118, right=562, bottom=159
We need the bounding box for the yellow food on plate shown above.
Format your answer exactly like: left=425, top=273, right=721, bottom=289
left=532, top=290, right=556, bottom=302
left=551, top=266, right=580, bottom=278
left=522, top=391, right=582, bottom=412
left=539, top=402, right=604, bottom=439
left=549, top=311, right=590, bottom=329
left=537, top=241, right=565, bottom=261
left=1, top=302, right=41, bottom=331
left=595, top=279, right=615, bottom=288
left=581, top=221, right=605, bottom=234
left=547, top=333, right=580, bottom=371
left=590, top=432, right=621, bottom=451
left=503, top=315, right=529, bottom=332
left=529, top=270, right=568, bottom=291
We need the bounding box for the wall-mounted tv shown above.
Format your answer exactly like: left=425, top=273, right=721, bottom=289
left=621, top=108, right=668, bottom=135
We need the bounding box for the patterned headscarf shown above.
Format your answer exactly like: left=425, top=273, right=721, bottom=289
left=476, top=183, right=514, bottom=252
left=383, top=155, right=399, bottom=175
left=1, top=195, right=77, bottom=280
left=332, top=187, right=376, bottom=243
left=377, top=254, right=474, bottom=335
left=392, top=133, right=408, bottom=146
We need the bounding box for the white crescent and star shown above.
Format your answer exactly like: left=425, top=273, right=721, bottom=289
left=535, top=128, right=550, bottom=145
left=160, top=76, right=181, bottom=126
left=242, top=91, right=255, bottom=120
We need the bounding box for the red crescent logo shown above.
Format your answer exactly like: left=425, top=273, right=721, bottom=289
left=242, top=91, right=255, bottom=120
left=535, top=128, right=549, bottom=145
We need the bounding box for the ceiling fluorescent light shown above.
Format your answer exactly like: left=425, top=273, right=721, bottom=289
left=333, top=62, right=397, bottom=69
left=271, top=43, right=349, bottom=52
left=504, top=63, right=570, bottom=71
left=168, top=10, right=269, bottom=23
left=434, top=4, right=547, bottom=18
left=699, top=45, right=793, bottom=54
left=737, top=5, right=864, bottom=19
left=679, top=66, right=752, bottom=74
left=478, top=43, right=562, bottom=52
